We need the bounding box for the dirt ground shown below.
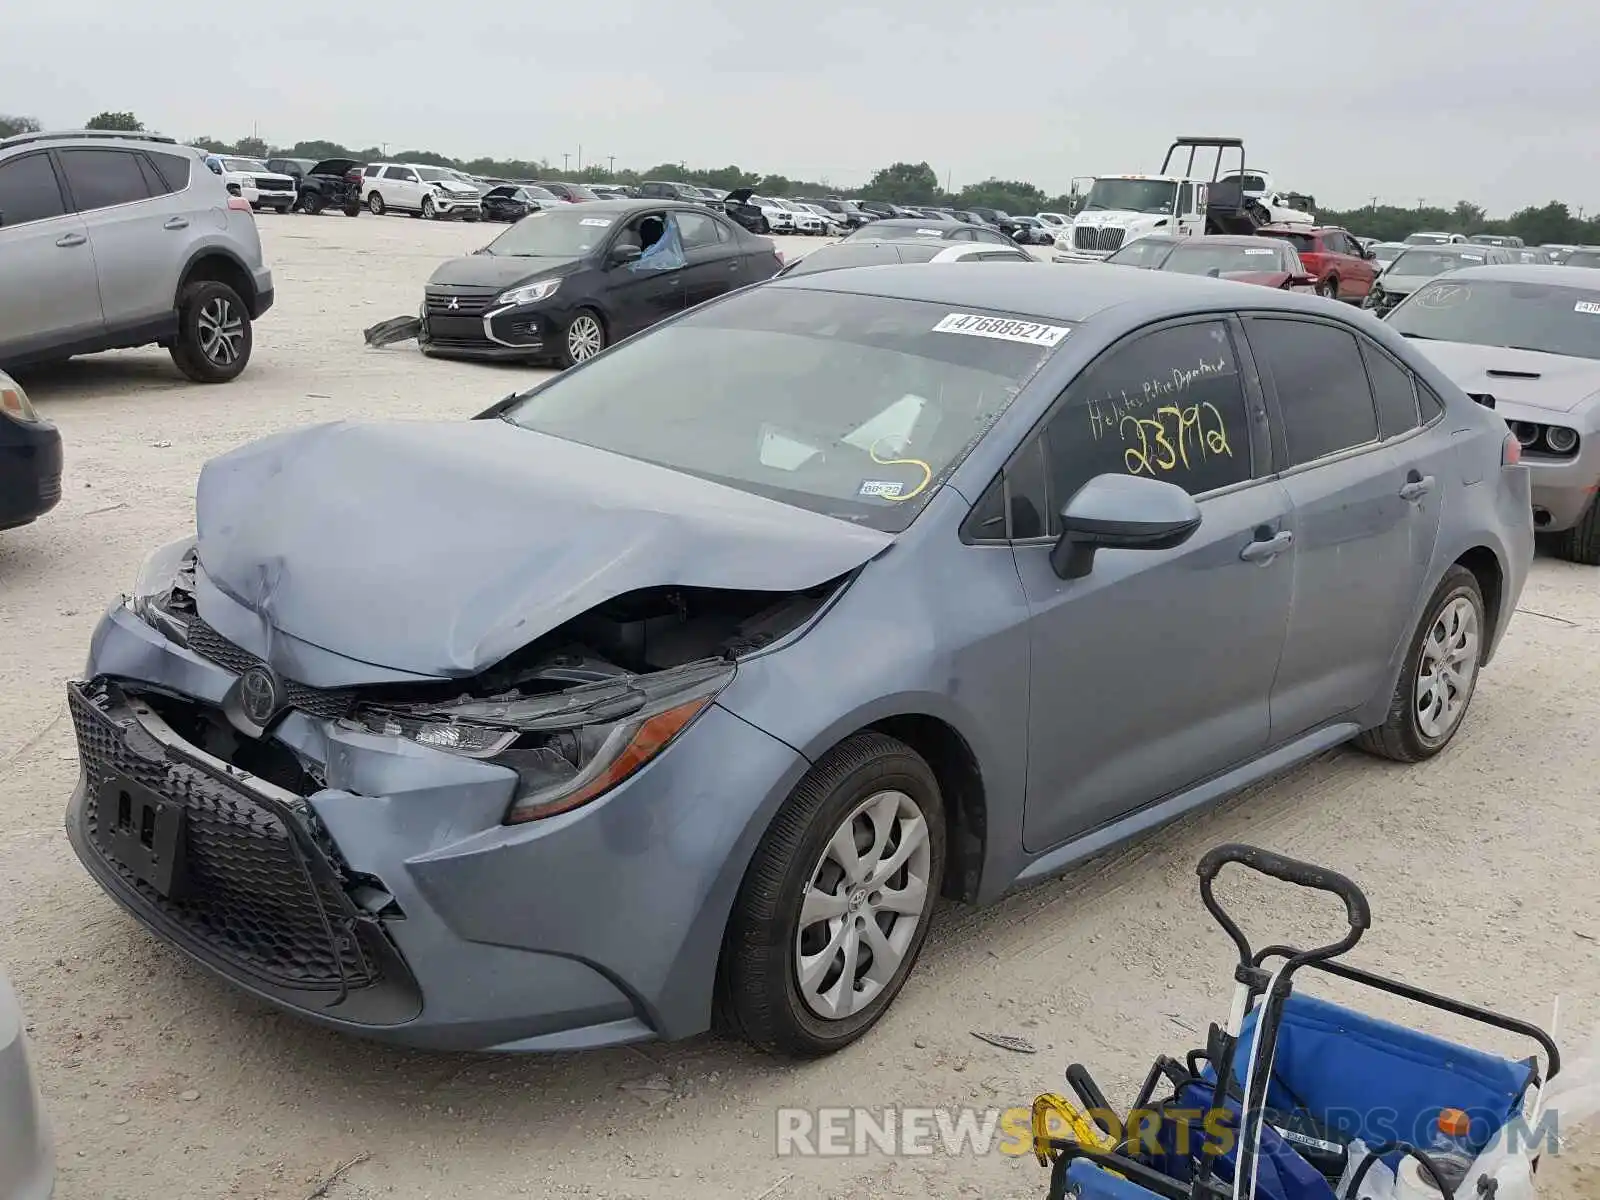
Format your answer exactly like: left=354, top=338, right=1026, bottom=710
left=1, top=212, right=1596, bottom=1200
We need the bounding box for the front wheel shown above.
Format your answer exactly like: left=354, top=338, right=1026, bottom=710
left=1355, top=565, right=1485, bottom=762
left=758, top=217, right=771, bottom=234
left=559, top=308, right=606, bottom=368
left=343, top=205, right=361, bottom=217
left=719, top=731, right=946, bottom=1057
left=168, top=280, right=252, bottom=384
left=367, top=193, right=385, bottom=215
left=302, top=192, right=325, bottom=216
left=421, top=196, right=436, bottom=220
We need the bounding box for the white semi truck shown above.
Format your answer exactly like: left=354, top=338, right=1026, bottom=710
left=1054, top=137, right=1312, bottom=263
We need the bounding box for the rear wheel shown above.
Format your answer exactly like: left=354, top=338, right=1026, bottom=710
left=343, top=205, right=361, bottom=217
left=1316, top=276, right=1339, bottom=299
left=367, top=193, right=385, bottom=215
left=1355, top=565, right=1485, bottom=762
left=1556, top=497, right=1600, bottom=565
left=169, top=280, right=252, bottom=384
left=718, top=732, right=946, bottom=1057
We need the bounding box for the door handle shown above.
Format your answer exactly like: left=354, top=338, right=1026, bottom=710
left=55, top=232, right=88, bottom=247
left=1240, top=529, right=1294, bottom=562
left=163, top=216, right=190, bottom=230
left=729, top=261, right=742, bottom=270
left=1398, top=475, right=1435, bottom=502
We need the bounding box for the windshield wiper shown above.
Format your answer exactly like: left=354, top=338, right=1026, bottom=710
left=1397, top=332, right=1434, bottom=339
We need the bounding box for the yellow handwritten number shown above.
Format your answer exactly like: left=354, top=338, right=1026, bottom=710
left=1120, top=404, right=1232, bottom=478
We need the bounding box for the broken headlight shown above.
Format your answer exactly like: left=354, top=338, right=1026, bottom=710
left=355, top=659, right=734, bottom=823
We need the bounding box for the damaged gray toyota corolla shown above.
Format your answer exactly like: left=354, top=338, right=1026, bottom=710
left=66, top=266, right=1529, bottom=1058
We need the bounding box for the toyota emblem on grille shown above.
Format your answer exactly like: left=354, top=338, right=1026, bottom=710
left=238, top=666, right=281, bottom=726
left=447, top=296, right=460, bottom=310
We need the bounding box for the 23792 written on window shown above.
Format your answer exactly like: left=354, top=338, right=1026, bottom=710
left=1038, top=321, right=1253, bottom=526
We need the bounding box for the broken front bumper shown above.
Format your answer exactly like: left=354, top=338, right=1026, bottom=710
left=64, top=599, right=805, bottom=1051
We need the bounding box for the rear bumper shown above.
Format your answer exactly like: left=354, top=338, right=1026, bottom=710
left=0, top=417, right=63, bottom=531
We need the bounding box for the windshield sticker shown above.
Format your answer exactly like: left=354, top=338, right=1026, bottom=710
left=578, top=217, right=612, bottom=227
left=933, top=313, right=1070, bottom=347
left=915, top=229, right=944, bottom=236
left=858, top=480, right=905, bottom=499
left=1245, top=248, right=1275, bottom=255
left=1416, top=284, right=1468, bottom=309
left=1576, top=301, right=1600, bottom=315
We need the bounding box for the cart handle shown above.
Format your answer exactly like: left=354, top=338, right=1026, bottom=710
left=1198, top=844, right=1371, bottom=968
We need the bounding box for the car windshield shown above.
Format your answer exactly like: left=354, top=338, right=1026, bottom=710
left=1161, top=242, right=1291, bottom=275
left=1105, top=239, right=1177, bottom=268
left=1563, top=251, right=1600, bottom=269
left=1222, top=173, right=1268, bottom=191
left=1405, top=233, right=1453, bottom=245
left=1083, top=178, right=1177, bottom=214
left=481, top=207, right=618, bottom=257
left=414, top=167, right=454, bottom=182
left=1390, top=249, right=1486, bottom=277
left=1373, top=244, right=1405, bottom=263
left=223, top=158, right=269, bottom=172
left=1387, top=278, right=1600, bottom=361
left=499, top=288, right=1067, bottom=532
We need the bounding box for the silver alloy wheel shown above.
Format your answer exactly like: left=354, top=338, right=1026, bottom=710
left=1415, top=596, right=1479, bottom=740
left=197, top=297, right=245, bottom=365
left=795, top=789, right=932, bottom=1021
left=422, top=197, right=435, bottom=219
left=566, top=314, right=603, bottom=362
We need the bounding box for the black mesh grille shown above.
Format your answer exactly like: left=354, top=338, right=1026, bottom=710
left=425, top=291, right=497, bottom=316
left=185, top=619, right=355, bottom=722
left=69, top=684, right=377, bottom=992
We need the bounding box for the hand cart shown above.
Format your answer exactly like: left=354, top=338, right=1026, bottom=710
left=1032, top=844, right=1561, bottom=1200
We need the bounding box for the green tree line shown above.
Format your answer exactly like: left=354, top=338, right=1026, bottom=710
left=4, top=111, right=1596, bottom=245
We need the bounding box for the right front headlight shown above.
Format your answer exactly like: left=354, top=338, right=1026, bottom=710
left=0, top=371, right=40, bottom=423
left=355, top=659, right=734, bottom=823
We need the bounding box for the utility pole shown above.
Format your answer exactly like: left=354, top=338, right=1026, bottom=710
left=1370, top=195, right=1378, bottom=211
left=578, top=144, right=583, bottom=172
left=562, top=151, right=570, bottom=174
left=608, top=154, right=616, bottom=175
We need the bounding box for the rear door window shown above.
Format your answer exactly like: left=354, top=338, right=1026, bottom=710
left=1246, top=318, right=1380, bottom=466
left=1360, top=341, right=1421, bottom=438
left=145, top=150, right=192, bottom=193
left=58, top=148, right=154, bottom=212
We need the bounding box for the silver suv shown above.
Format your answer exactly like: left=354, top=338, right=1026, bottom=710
left=0, top=130, right=274, bottom=383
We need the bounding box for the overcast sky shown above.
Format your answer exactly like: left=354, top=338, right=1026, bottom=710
left=5, top=0, right=1595, bottom=214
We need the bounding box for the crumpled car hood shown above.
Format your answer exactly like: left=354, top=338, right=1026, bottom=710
left=1407, top=340, right=1600, bottom=415
left=194, top=420, right=895, bottom=678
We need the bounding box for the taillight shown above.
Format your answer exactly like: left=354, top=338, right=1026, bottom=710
left=226, top=196, right=252, bottom=213
left=1502, top=432, right=1522, bottom=465
left=775, top=250, right=785, bottom=266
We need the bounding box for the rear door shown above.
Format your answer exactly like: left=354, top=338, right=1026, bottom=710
left=58, top=147, right=176, bottom=329
left=1326, top=230, right=1375, bottom=299
left=0, top=149, right=102, bottom=358
left=674, top=210, right=742, bottom=305
left=1242, top=314, right=1426, bottom=739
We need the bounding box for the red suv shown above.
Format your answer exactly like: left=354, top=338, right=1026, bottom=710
left=1258, top=225, right=1377, bottom=303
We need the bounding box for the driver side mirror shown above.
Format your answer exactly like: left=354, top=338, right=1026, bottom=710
left=1049, top=474, right=1202, bottom=580
left=610, top=243, right=642, bottom=267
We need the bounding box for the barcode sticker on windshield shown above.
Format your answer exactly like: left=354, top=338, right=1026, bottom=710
left=859, top=480, right=905, bottom=498
left=933, top=312, right=1069, bottom=346
left=916, top=229, right=944, bottom=236
left=1245, top=248, right=1275, bottom=255
left=1576, top=302, right=1600, bottom=314
left=579, top=217, right=612, bottom=227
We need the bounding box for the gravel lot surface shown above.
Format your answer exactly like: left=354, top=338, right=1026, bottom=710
left=1, top=212, right=1595, bottom=1200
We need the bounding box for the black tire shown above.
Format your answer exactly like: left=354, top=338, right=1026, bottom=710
left=303, top=192, right=325, bottom=216
left=1355, top=565, right=1486, bottom=762
left=421, top=196, right=436, bottom=220
left=1555, top=497, right=1600, bottom=565
left=168, top=280, right=252, bottom=384
left=1317, top=276, right=1339, bottom=300
left=367, top=193, right=385, bottom=215
left=343, top=205, right=361, bottom=217
left=719, top=731, right=946, bottom=1057
left=558, top=308, right=607, bottom=368
left=758, top=217, right=770, bottom=235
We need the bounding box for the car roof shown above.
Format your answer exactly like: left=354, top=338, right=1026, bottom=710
left=1432, top=263, right=1600, bottom=285
left=1174, top=235, right=1292, bottom=248
left=1259, top=224, right=1342, bottom=235
left=527, top=197, right=710, bottom=216
left=771, top=260, right=1326, bottom=323
left=1396, top=243, right=1490, bottom=255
